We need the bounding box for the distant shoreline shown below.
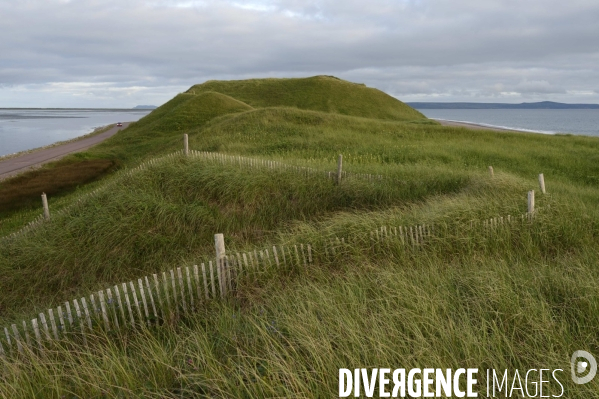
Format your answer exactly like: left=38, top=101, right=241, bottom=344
left=0, top=123, right=130, bottom=181
left=435, top=119, right=536, bottom=133
left=408, top=101, right=599, bottom=109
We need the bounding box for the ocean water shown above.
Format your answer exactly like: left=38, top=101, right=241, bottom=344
left=0, top=109, right=152, bottom=157
left=416, top=109, right=599, bottom=137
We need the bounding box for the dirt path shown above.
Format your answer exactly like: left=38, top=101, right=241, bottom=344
left=0, top=122, right=130, bottom=180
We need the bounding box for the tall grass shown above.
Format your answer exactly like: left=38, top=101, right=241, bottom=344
left=1, top=77, right=599, bottom=397
left=2, top=204, right=598, bottom=397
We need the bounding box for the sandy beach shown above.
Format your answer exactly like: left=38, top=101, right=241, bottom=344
left=435, top=119, right=526, bottom=132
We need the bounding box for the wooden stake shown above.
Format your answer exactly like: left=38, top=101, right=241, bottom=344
left=272, top=246, right=280, bottom=267
left=11, top=324, right=23, bottom=354
left=23, top=320, right=31, bottom=348
left=57, top=305, right=66, bottom=334
left=39, top=313, right=51, bottom=341
left=98, top=290, right=110, bottom=330
left=279, top=245, right=287, bottom=266
left=539, top=173, right=546, bottom=194
left=143, top=276, right=157, bottom=323
left=528, top=190, right=535, bottom=214
left=161, top=272, right=172, bottom=319
left=225, top=256, right=233, bottom=293
left=113, top=285, right=126, bottom=328
left=184, top=134, right=189, bottom=156
left=301, top=244, right=307, bottom=266
left=153, top=274, right=165, bottom=320
left=214, top=234, right=226, bottom=297
left=31, top=319, right=42, bottom=350
left=193, top=265, right=201, bottom=305
left=41, top=193, right=50, bottom=220
left=209, top=261, right=216, bottom=298
left=337, top=154, right=343, bottom=184
left=488, top=166, right=494, bottom=177
left=169, top=270, right=178, bottom=312
left=129, top=281, right=143, bottom=323
left=122, top=283, right=135, bottom=326
left=201, top=263, right=209, bottom=299
left=176, top=268, right=187, bottom=310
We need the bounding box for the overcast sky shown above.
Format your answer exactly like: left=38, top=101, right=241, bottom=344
left=1, top=0, right=598, bottom=108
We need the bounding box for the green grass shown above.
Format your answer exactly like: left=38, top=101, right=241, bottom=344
left=0, top=158, right=116, bottom=216
left=188, top=75, right=426, bottom=121
left=1, top=76, right=599, bottom=397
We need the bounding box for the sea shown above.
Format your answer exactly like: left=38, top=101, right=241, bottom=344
left=0, top=108, right=152, bottom=158
left=416, top=109, right=599, bottom=137
left=2, top=108, right=599, bottom=158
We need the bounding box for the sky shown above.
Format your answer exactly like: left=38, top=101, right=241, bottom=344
left=1, top=0, right=598, bottom=108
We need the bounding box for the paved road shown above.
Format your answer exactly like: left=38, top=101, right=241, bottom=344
left=0, top=122, right=130, bottom=180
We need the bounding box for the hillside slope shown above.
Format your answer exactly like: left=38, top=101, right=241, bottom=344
left=1, top=77, right=599, bottom=397
left=187, top=75, right=426, bottom=121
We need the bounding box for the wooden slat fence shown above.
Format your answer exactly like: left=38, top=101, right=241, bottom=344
left=0, top=150, right=383, bottom=244
left=0, top=210, right=537, bottom=358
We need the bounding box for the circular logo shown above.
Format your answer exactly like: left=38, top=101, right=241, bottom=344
left=571, top=350, right=597, bottom=385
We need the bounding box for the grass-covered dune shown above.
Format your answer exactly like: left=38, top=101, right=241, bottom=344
left=187, top=75, right=427, bottom=121
left=1, top=76, right=599, bottom=397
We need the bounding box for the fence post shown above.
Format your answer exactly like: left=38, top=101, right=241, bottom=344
left=184, top=134, right=189, bottom=156
left=528, top=190, right=535, bottom=214
left=337, top=154, right=343, bottom=185
left=488, top=166, right=494, bottom=177
left=214, top=233, right=226, bottom=298
left=538, top=173, right=546, bottom=194
left=41, top=193, right=50, bottom=220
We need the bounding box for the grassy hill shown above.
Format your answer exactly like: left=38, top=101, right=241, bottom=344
left=187, top=75, right=427, bottom=121
left=0, top=77, right=598, bottom=397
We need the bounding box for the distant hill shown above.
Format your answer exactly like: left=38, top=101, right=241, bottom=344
left=187, top=75, right=426, bottom=121
left=133, top=105, right=157, bottom=109
left=407, top=101, right=599, bottom=109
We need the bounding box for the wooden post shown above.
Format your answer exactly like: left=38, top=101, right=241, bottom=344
left=201, top=263, right=209, bottom=300
left=538, top=173, right=546, bottom=194
left=528, top=190, right=535, bottom=214
left=122, top=283, right=135, bottom=326
left=113, top=285, right=126, bottom=328
left=185, top=267, right=194, bottom=309
left=41, top=193, right=50, bottom=220
left=214, top=233, right=226, bottom=298
left=184, top=134, right=189, bottom=156
left=23, top=320, right=31, bottom=348
left=129, top=281, right=143, bottom=323
left=144, top=277, right=158, bottom=323
left=137, top=279, right=150, bottom=324
left=176, top=268, right=186, bottom=311
left=209, top=261, right=216, bottom=298
left=98, top=290, right=110, bottom=330
left=31, top=319, right=42, bottom=350
left=153, top=274, right=165, bottom=320
left=12, top=324, right=23, bottom=354
left=161, top=272, right=172, bottom=319
left=337, top=154, right=343, bottom=184
left=488, top=166, right=494, bottom=177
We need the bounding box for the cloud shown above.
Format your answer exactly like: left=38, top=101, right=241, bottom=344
left=1, top=0, right=599, bottom=106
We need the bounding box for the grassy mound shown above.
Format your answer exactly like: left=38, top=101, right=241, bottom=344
left=2, top=77, right=599, bottom=397
left=0, top=77, right=425, bottom=218
left=90, top=91, right=254, bottom=162
left=187, top=75, right=426, bottom=121
left=0, top=156, right=473, bottom=321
